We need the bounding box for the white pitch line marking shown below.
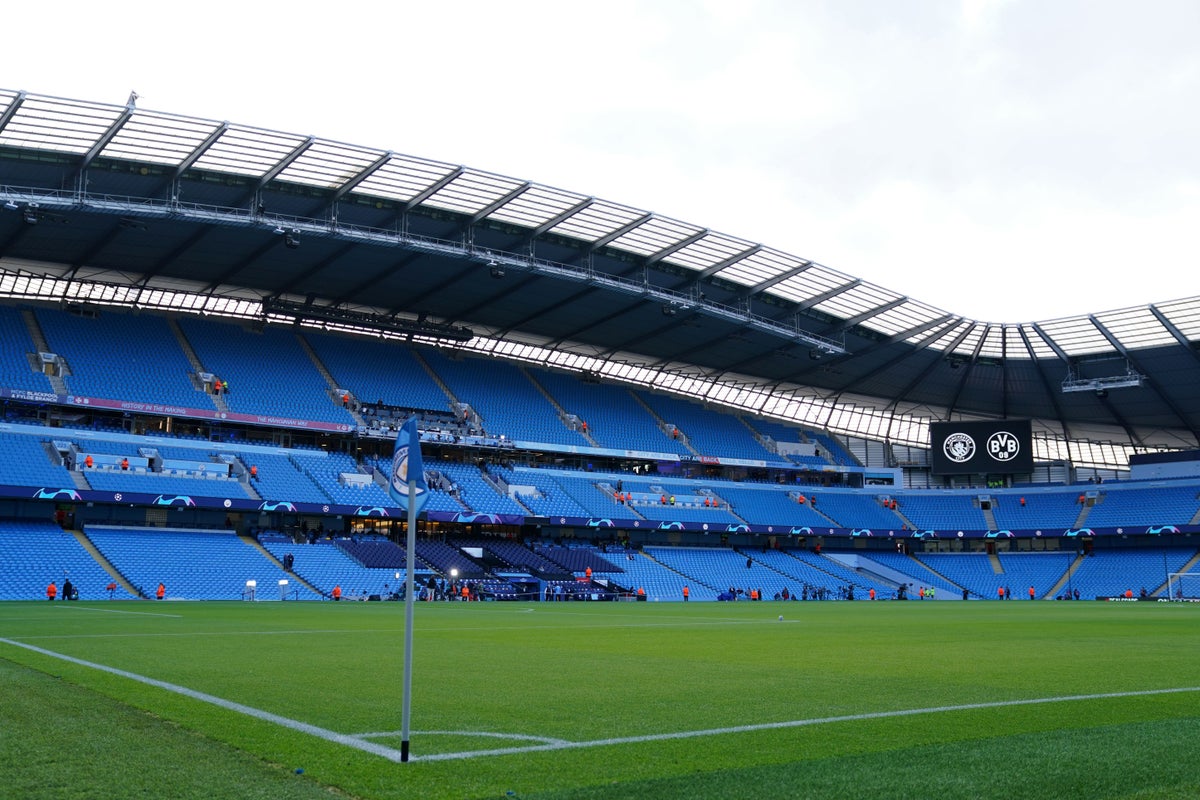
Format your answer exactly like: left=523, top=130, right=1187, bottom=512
left=406, top=685, right=1200, bottom=762
left=3, top=635, right=1195, bottom=765
left=355, top=730, right=569, bottom=745
left=0, top=636, right=407, bottom=762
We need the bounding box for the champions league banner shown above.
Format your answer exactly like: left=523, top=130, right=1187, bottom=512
left=930, top=419, right=1033, bottom=475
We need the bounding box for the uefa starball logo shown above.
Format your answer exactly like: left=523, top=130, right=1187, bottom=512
left=986, top=431, right=1021, bottom=462
left=943, top=432, right=976, bottom=463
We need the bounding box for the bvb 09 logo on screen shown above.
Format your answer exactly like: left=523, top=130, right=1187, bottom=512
left=986, top=431, right=1020, bottom=462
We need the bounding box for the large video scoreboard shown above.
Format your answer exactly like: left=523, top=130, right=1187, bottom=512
left=929, top=419, right=1033, bottom=475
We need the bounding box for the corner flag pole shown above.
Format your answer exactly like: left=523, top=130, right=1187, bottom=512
left=388, top=417, right=428, bottom=763
left=401, top=474, right=417, bottom=762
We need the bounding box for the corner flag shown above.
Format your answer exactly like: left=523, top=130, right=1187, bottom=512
left=389, top=417, right=429, bottom=516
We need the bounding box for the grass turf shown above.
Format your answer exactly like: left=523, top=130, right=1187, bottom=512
left=0, top=599, right=1197, bottom=799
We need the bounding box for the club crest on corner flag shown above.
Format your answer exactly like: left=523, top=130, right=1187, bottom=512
left=389, top=417, right=429, bottom=515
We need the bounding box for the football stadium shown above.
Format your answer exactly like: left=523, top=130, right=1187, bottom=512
left=0, top=90, right=1198, bottom=799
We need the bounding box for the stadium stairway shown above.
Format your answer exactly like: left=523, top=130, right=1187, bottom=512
left=410, top=349, right=463, bottom=416
left=523, top=366, right=597, bottom=446
left=297, top=335, right=367, bottom=427
left=630, top=391, right=701, bottom=456
left=640, top=549, right=723, bottom=595
left=982, top=503, right=999, bottom=530
left=167, top=317, right=225, bottom=412
left=70, top=528, right=142, bottom=598
left=1044, top=553, right=1085, bottom=599
left=242, top=535, right=324, bottom=597
left=22, top=309, right=69, bottom=394
left=903, top=554, right=966, bottom=597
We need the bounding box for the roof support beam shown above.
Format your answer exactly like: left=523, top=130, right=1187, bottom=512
left=1016, top=327, right=1071, bottom=442
left=740, top=255, right=807, bottom=297
left=644, top=228, right=708, bottom=267
left=403, top=167, right=464, bottom=211
left=693, top=244, right=763, bottom=283
left=468, top=182, right=532, bottom=225
left=589, top=213, right=653, bottom=251
left=331, top=151, right=395, bottom=203
left=0, top=90, right=27, bottom=135
left=1087, top=314, right=1199, bottom=441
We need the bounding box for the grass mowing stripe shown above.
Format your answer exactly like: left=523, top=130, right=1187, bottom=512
left=0, top=635, right=408, bottom=763
left=47, top=605, right=183, bottom=617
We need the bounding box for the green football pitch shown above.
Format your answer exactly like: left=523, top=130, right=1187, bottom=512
left=1, top=599, right=1198, bottom=800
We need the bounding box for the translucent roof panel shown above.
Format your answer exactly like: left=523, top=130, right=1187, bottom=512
left=608, top=215, right=705, bottom=259
left=811, top=282, right=895, bottom=321
left=976, top=325, right=1006, bottom=359
left=859, top=298, right=945, bottom=338
left=1035, top=317, right=1114, bottom=357
left=0, top=95, right=124, bottom=154
left=1017, top=323, right=1060, bottom=360
left=718, top=248, right=809, bottom=290
left=352, top=154, right=460, bottom=204
left=548, top=199, right=647, bottom=242
left=905, top=316, right=960, bottom=347
left=1154, top=296, right=1200, bottom=341
left=189, top=125, right=311, bottom=178
left=486, top=184, right=588, bottom=229
left=100, top=113, right=226, bottom=166
left=921, top=319, right=974, bottom=350
left=275, top=140, right=386, bottom=190
left=1091, top=307, right=1176, bottom=350
left=422, top=170, right=527, bottom=216
left=665, top=231, right=753, bottom=272
left=772, top=262, right=855, bottom=305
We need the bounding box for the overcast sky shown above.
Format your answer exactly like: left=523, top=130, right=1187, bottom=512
left=5, top=0, right=1198, bottom=323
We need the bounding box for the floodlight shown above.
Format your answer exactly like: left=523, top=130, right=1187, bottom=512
left=2, top=200, right=18, bottom=211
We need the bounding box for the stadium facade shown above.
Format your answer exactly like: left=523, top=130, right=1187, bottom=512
left=0, top=89, right=1198, bottom=602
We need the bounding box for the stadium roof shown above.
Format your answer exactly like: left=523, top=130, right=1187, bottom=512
left=0, top=89, right=1198, bottom=455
